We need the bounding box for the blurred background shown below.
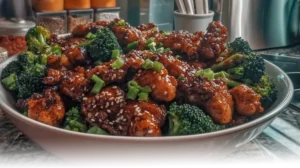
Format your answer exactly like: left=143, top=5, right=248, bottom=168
left=0, top=0, right=300, bottom=57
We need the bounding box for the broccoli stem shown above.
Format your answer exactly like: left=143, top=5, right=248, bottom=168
left=87, top=126, right=109, bottom=135
left=168, top=114, right=181, bottom=136
left=211, top=54, right=245, bottom=72
left=214, top=71, right=242, bottom=87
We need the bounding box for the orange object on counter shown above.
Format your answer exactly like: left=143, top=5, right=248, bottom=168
left=64, top=0, right=91, bottom=9
left=91, top=0, right=116, bottom=8
left=31, top=0, right=64, bottom=12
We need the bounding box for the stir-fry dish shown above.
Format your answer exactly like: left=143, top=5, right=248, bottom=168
left=1, top=19, right=277, bottom=136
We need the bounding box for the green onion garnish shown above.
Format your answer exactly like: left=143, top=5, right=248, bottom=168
left=94, top=60, right=103, bottom=66
left=127, top=41, right=138, bottom=51
left=140, top=86, right=152, bottom=93
left=112, top=57, right=125, bottom=69
left=142, top=59, right=153, bottom=69
left=112, top=49, right=120, bottom=59
left=178, top=75, right=185, bottom=81
left=175, top=55, right=181, bottom=59
left=117, top=19, right=126, bottom=26
left=156, top=47, right=164, bottom=53
left=87, top=126, right=109, bottom=135
left=146, top=37, right=155, bottom=46
left=85, top=32, right=97, bottom=40
left=153, top=61, right=163, bottom=72
left=91, top=75, right=105, bottom=94
left=148, top=42, right=156, bottom=51
left=195, top=69, right=215, bottom=80
left=138, top=92, right=149, bottom=101
left=126, top=86, right=140, bottom=100
left=128, top=80, right=139, bottom=87
left=164, top=48, right=171, bottom=52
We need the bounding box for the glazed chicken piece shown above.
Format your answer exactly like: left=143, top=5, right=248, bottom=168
left=43, top=68, right=62, bottom=85
left=134, top=68, right=178, bottom=102
left=137, top=23, right=159, bottom=39
left=81, top=86, right=128, bottom=135
left=85, top=58, right=129, bottom=84
left=198, top=21, right=228, bottom=61
left=27, top=89, right=65, bottom=126
left=125, top=101, right=166, bottom=136
left=230, top=84, right=264, bottom=116
left=188, top=78, right=234, bottom=124
left=60, top=70, right=90, bottom=102
left=64, top=47, right=87, bottom=66
left=47, top=54, right=73, bottom=70
left=71, top=21, right=110, bottom=37
left=155, top=30, right=202, bottom=61
left=110, top=20, right=143, bottom=47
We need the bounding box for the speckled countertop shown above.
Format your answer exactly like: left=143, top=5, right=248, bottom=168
left=1, top=44, right=300, bottom=164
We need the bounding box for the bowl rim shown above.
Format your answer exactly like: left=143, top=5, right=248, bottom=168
left=0, top=56, right=294, bottom=142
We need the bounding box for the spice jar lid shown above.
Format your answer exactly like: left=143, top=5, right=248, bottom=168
left=0, top=18, right=36, bottom=36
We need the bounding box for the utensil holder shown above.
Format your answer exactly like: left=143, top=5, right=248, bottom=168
left=174, top=10, right=214, bottom=33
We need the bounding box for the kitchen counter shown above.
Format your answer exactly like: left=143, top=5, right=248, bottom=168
left=1, top=44, right=300, bottom=164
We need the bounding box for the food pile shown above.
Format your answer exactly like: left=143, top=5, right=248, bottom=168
left=0, top=19, right=277, bottom=136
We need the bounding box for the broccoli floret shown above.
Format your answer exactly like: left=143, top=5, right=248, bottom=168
left=251, top=75, right=277, bottom=108
left=213, top=72, right=277, bottom=108
left=64, top=107, right=88, bottom=132
left=1, top=61, right=22, bottom=91
left=18, top=51, right=39, bottom=69
left=211, top=54, right=264, bottom=84
left=167, top=103, right=223, bottom=136
left=227, top=37, right=253, bottom=56
left=1, top=73, right=17, bottom=91
left=16, top=64, right=46, bottom=99
left=25, top=26, right=62, bottom=60
left=86, top=27, right=122, bottom=62
left=1, top=61, right=22, bottom=80
left=26, top=25, right=50, bottom=54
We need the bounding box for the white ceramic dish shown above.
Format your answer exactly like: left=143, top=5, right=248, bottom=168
left=0, top=56, right=293, bottom=165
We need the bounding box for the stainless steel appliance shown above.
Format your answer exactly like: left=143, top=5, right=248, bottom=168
left=213, top=0, right=300, bottom=50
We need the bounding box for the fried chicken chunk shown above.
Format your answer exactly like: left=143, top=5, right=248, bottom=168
left=230, top=84, right=264, bottom=116
left=81, top=86, right=128, bottom=135
left=156, top=31, right=202, bottom=60
left=125, top=101, right=166, bottom=136
left=27, top=89, right=65, bottom=126
left=134, top=68, right=178, bottom=102
left=85, top=59, right=129, bottom=84
left=60, top=70, right=90, bottom=102
left=198, top=21, right=227, bottom=61
left=188, top=78, right=233, bottom=124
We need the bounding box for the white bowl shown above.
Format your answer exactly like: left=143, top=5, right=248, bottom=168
left=0, top=56, right=293, bottom=165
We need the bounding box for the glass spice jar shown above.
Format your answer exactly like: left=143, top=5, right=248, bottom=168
left=67, top=9, right=94, bottom=33
left=94, top=7, right=121, bottom=22
left=0, top=19, right=36, bottom=56
left=35, top=10, right=67, bottom=34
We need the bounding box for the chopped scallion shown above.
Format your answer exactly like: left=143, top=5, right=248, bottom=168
left=195, top=69, right=215, bottom=80
left=91, top=75, right=105, bottom=94
left=146, top=37, right=155, bottom=46
left=126, top=86, right=140, bottom=100
left=140, top=86, right=151, bottom=93
left=153, top=61, right=163, bottom=72
left=87, top=126, right=109, bottom=135
left=127, top=41, right=138, bottom=51
left=117, top=19, right=126, bottom=26
left=111, top=49, right=120, bottom=59
left=112, top=57, right=125, bottom=69
left=85, top=32, right=97, bottom=40
left=138, top=92, right=149, bottom=101
left=148, top=42, right=156, bottom=50
left=142, top=59, right=153, bottom=69
left=94, top=60, right=103, bottom=66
